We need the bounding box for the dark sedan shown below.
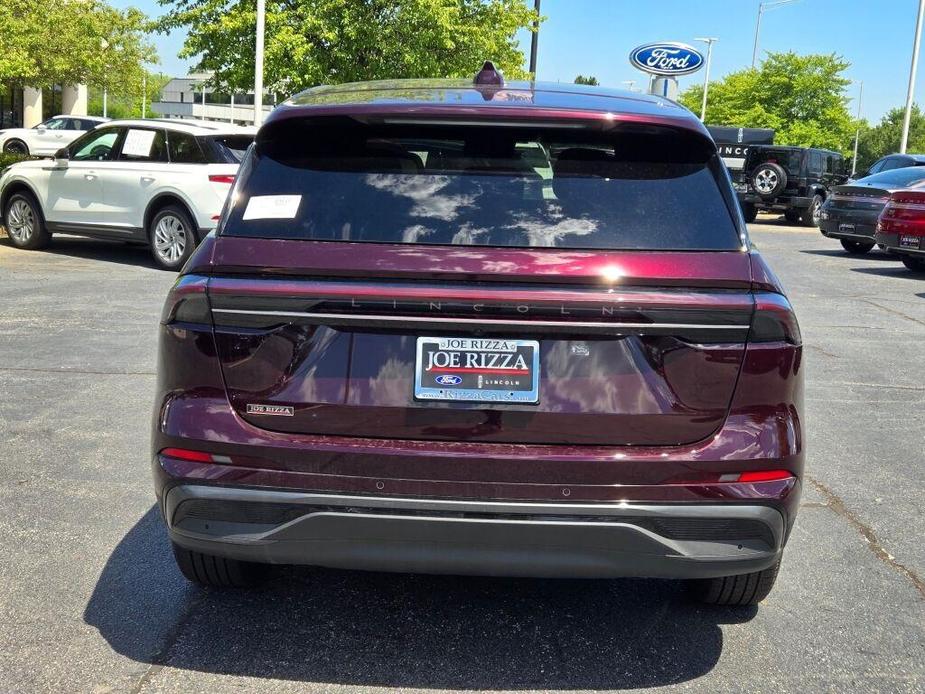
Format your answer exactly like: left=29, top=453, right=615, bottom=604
left=819, top=167, right=925, bottom=254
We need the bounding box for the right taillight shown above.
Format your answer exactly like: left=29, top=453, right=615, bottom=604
left=750, top=292, right=801, bottom=345
left=877, top=189, right=925, bottom=235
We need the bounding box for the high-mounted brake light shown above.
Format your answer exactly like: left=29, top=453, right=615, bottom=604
left=209, top=174, right=236, bottom=185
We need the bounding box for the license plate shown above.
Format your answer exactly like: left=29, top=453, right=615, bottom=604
left=414, top=337, right=540, bottom=404
left=900, top=235, right=920, bottom=249
left=839, top=223, right=855, bottom=233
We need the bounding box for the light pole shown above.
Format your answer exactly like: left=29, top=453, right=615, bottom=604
left=621, top=80, right=637, bottom=92
left=695, top=37, right=718, bottom=121
left=851, top=81, right=863, bottom=177
left=254, top=0, right=266, bottom=125
left=100, top=38, right=110, bottom=118
left=752, top=0, right=799, bottom=68
left=141, top=72, right=146, bottom=118
left=529, top=0, right=541, bottom=76
left=901, top=0, right=925, bottom=153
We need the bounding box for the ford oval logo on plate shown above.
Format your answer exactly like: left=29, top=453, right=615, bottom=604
left=629, top=42, right=704, bottom=76
left=435, top=374, right=463, bottom=386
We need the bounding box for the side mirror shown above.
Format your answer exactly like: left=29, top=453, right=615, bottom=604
left=54, top=148, right=69, bottom=168
left=36, top=125, right=47, bottom=132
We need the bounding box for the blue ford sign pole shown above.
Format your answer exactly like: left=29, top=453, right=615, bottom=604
left=629, top=42, right=705, bottom=100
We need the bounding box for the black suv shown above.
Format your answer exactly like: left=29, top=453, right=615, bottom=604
left=736, top=145, right=847, bottom=225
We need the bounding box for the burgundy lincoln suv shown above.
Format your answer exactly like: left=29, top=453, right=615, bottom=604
left=152, top=64, right=804, bottom=606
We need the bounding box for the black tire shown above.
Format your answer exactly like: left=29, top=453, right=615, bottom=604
left=689, top=557, right=781, bottom=606
left=840, top=238, right=874, bottom=255
left=171, top=541, right=266, bottom=588
left=3, top=139, right=29, bottom=155
left=148, top=204, right=196, bottom=271
left=3, top=191, right=50, bottom=250
left=901, top=255, right=925, bottom=272
left=751, top=162, right=787, bottom=198
left=741, top=202, right=758, bottom=223
left=783, top=209, right=802, bottom=224
left=801, top=194, right=823, bottom=227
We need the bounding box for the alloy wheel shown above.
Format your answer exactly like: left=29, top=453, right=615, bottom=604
left=7, top=199, right=35, bottom=244
left=811, top=199, right=822, bottom=225
left=754, top=168, right=778, bottom=194
left=153, top=214, right=188, bottom=265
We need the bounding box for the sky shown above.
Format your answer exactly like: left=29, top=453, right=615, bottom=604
left=111, top=0, right=924, bottom=123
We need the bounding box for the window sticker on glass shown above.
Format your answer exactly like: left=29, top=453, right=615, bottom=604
left=122, top=129, right=157, bottom=158
left=242, top=195, right=302, bottom=220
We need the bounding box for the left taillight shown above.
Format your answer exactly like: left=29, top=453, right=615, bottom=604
left=878, top=190, right=925, bottom=235
left=208, top=174, right=236, bottom=185
left=160, top=274, right=211, bottom=325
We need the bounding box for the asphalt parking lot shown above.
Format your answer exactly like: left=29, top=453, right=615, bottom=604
left=1, top=219, right=923, bottom=693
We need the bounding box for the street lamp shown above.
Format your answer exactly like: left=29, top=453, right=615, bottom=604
left=900, top=0, right=925, bottom=154
left=752, top=0, right=799, bottom=68
left=621, top=80, right=637, bottom=92
left=851, top=81, right=863, bottom=177
left=253, top=0, right=266, bottom=125
left=100, top=38, right=110, bottom=118
left=529, top=0, right=541, bottom=76
left=694, top=37, right=718, bottom=121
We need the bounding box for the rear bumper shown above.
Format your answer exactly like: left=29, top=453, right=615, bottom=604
left=876, top=231, right=925, bottom=255
left=164, top=484, right=786, bottom=579
left=819, top=219, right=876, bottom=241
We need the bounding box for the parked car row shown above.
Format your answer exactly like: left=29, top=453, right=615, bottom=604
left=735, top=143, right=925, bottom=272
left=0, top=115, right=110, bottom=156
left=0, top=119, right=255, bottom=269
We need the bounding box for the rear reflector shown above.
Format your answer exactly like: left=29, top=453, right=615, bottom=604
left=208, top=174, right=236, bottom=185
left=737, top=470, right=794, bottom=483
left=161, top=447, right=213, bottom=462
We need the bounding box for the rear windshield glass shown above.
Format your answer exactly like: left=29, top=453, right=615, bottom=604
left=209, top=135, right=254, bottom=163
left=749, top=148, right=803, bottom=172
left=221, top=119, right=740, bottom=250
left=860, top=167, right=925, bottom=188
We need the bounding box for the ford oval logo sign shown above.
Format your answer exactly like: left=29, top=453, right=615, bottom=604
left=629, top=42, right=704, bottom=76
left=435, top=374, right=462, bottom=386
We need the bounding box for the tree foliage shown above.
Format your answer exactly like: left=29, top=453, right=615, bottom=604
left=0, top=0, right=156, bottom=91
left=156, top=0, right=541, bottom=93
left=574, top=75, right=599, bottom=86
left=87, top=72, right=172, bottom=119
left=855, top=105, right=925, bottom=169
left=679, top=52, right=857, bottom=155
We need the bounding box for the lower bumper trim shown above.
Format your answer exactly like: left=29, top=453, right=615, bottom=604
left=165, top=486, right=786, bottom=579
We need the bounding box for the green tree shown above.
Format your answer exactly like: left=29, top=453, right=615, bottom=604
left=156, top=0, right=541, bottom=93
left=0, top=0, right=156, bottom=91
left=574, top=75, right=599, bottom=86
left=87, top=71, right=171, bottom=119
left=679, top=52, right=857, bottom=155
left=855, top=105, right=925, bottom=170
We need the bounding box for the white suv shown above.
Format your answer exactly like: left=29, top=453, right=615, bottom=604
left=0, top=115, right=109, bottom=156
left=0, top=119, right=255, bottom=269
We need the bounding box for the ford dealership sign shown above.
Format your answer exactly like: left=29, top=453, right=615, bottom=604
left=629, top=42, right=704, bottom=76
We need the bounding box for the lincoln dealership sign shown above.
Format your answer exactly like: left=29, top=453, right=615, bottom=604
left=629, top=42, right=705, bottom=76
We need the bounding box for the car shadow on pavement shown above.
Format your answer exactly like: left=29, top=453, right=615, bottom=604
left=799, top=249, right=899, bottom=261
left=85, top=507, right=754, bottom=690
left=850, top=266, right=925, bottom=280
left=1, top=236, right=161, bottom=269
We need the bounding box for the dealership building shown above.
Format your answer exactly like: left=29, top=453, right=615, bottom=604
left=0, top=84, right=90, bottom=129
